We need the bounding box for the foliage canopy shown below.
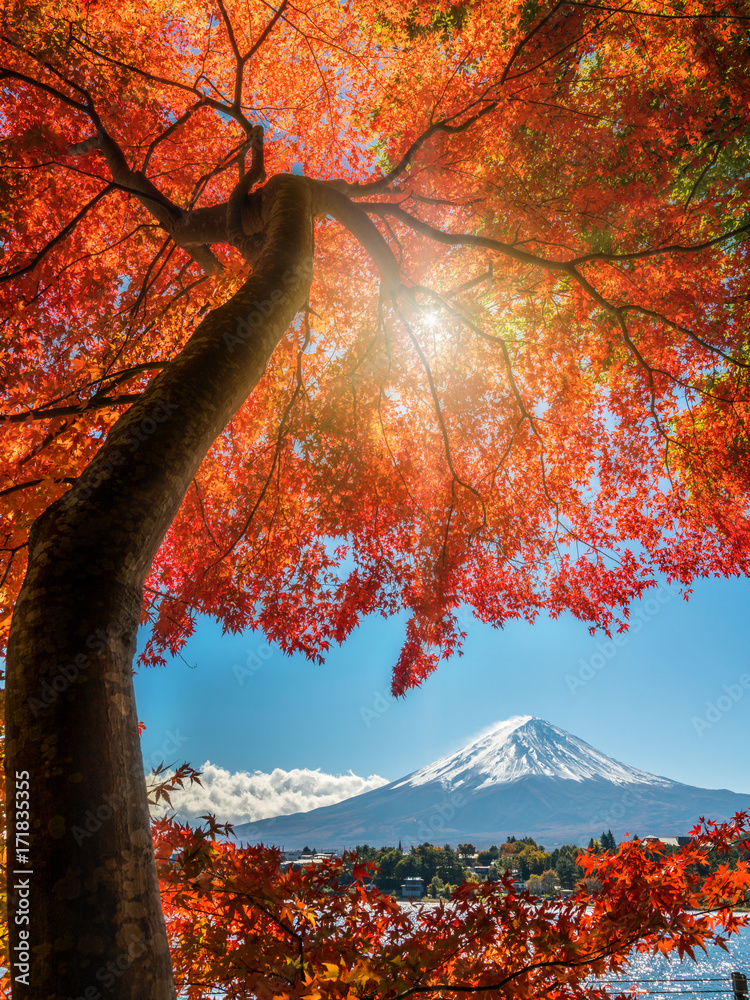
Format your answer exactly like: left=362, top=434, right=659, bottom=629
left=2, top=0, right=749, bottom=692
left=2, top=0, right=750, bottom=995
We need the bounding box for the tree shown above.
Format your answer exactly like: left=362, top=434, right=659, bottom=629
left=436, top=844, right=468, bottom=886
left=2, top=0, right=750, bottom=995
left=527, top=875, right=543, bottom=895
left=458, top=843, right=476, bottom=857
left=394, top=853, right=420, bottom=886
left=371, top=847, right=403, bottom=893
left=556, top=855, right=577, bottom=890
left=540, top=869, right=558, bottom=895
left=427, top=874, right=449, bottom=899
left=156, top=815, right=750, bottom=999
left=602, top=830, right=617, bottom=852
left=517, top=843, right=550, bottom=875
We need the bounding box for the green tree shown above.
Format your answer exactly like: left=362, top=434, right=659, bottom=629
left=436, top=845, right=468, bottom=886
left=394, top=853, right=421, bottom=885
left=602, top=830, right=617, bottom=852
left=413, top=843, right=441, bottom=886
left=427, top=875, right=452, bottom=899
left=517, top=845, right=550, bottom=875
left=556, top=855, right=577, bottom=890
left=372, top=848, right=403, bottom=893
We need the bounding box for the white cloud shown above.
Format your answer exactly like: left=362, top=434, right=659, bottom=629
left=151, top=762, right=389, bottom=826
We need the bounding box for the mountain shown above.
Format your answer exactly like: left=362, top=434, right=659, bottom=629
left=233, top=717, right=749, bottom=849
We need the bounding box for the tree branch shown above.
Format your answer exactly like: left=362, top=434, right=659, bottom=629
left=684, top=142, right=722, bottom=213
left=620, top=303, right=750, bottom=370
left=364, top=202, right=571, bottom=273
left=0, top=394, right=142, bottom=423
left=499, top=0, right=567, bottom=84
left=0, top=64, right=87, bottom=111
left=331, top=93, right=503, bottom=197
left=563, top=1, right=750, bottom=20
left=2, top=49, right=223, bottom=276
left=244, top=0, right=290, bottom=64
left=226, top=126, right=266, bottom=259
left=0, top=186, right=113, bottom=284
left=142, top=101, right=207, bottom=172
left=215, top=0, right=243, bottom=63
left=567, top=220, right=750, bottom=266
left=0, top=478, right=75, bottom=499
left=67, top=130, right=222, bottom=275
left=311, top=183, right=402, bottom=291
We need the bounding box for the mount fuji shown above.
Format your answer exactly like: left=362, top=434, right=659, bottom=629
left=233, top=717, right=749, bottom=849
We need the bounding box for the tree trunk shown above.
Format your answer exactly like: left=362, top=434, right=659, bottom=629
left=5, top=175, right=313, bottom=999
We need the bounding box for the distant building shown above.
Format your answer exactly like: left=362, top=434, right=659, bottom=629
left=643, top=836, right=691, bottom=848
left=401, top=877, right=424, bottom=899
left=471, top=865, right=499, bottom=881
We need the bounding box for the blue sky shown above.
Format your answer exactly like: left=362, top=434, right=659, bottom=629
left=135, top=570, right=750, bottom=825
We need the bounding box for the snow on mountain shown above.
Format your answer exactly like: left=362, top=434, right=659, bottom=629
left=396, top=716, right=674, bottom=790
left=232, top=717, right=749, bottom=849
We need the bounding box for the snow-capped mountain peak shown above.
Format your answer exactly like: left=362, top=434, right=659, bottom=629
left=394, top=716, right=673, bottom=791
left=233, top=715, right=748, bottom=848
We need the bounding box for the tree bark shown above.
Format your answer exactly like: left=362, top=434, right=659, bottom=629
left=5, top=174, right=313, bottom=999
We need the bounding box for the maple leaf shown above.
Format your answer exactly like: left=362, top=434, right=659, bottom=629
left=2, top=0, right=750, bottom=994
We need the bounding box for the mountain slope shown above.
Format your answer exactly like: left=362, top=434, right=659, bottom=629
left=395, top=716, right=673, bottom=789
left=233, top=718, right=749, bottom=849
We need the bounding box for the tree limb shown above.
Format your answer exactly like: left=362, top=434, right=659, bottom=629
left=0, top=394, right=142, bottom=423
left=226, top=126, right=266, bottom=260
left=311, top=183, right=402, bottom=291
left=0, top=186, right=114, bottom=284
left=66, top=130, right=223, bottom=275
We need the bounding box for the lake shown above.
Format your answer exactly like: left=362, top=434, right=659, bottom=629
left=596, top=914, right=750, bottom=997
left=401, top=903, right=749, bottom=997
